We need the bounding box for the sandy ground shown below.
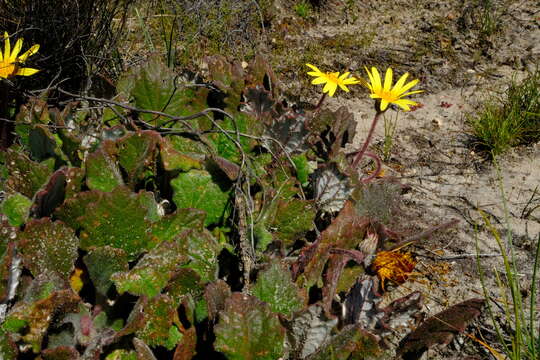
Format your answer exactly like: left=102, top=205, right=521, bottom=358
left=292, top=1, right=540, bottom=357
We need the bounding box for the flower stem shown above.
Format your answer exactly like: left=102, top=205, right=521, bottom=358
left=315, top=93, right=327, bottom=110
left=361, top=151, right=382, bottom=183
left=351, top=111, right=382, bottom=170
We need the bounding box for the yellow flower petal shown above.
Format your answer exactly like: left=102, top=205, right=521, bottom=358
left=393, top=99, right=417, bottom=111
left=400, top=89, right=424, bottom=97
left=306, top=63, right=322, bottom=74
left=15, top=67, right=40, bottom=76
left=370, top=67, right=382, bottom=93
left=10, top=38, right=23, bottom=62
left=392, top=72, right=409, bottom=93
left=0, top=32, right=40, bottom=78
left=380, top=99, right=390, bottom=111
left=307, top=64, right=360, bottom=97
left=4, top=32, right=10, bottom=62
left=383, top=67, right=393, bottom=92
left=338, top=83, right=350, bottom=92
left=361, top=66, right=422, bottom=113
left=18, top=44, right=39, bottom=62
left=323, top=81, right=337, bottom=96
left=398, top=78, right=419, bottom=94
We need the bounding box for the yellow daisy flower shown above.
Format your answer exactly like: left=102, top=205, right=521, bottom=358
left=306, top=63, right=361, bottom=97
left=0, top=31, right=40, bottom=79
left=364, top=66, right=423, bottom=112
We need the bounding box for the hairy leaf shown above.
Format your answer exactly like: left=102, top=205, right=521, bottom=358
left=130, top=295, right=183, bottom=350
left=252, top=260, right=303, bottom=317
left=116, top=130, right=160, bottom=186
left=83, top=246, right=129, bottom=296
left=5, top=149, right=52, bottom=198
left=214, top=293, right=285, bottom=360
left=178, top=229, right=221, bottom=283
left=17, top=218, right=79, bottom=279
left=271, top=199, right=316, bottom=247
left=159, top=138, right=202, bottom=172
left=85, top=147, right=124, bottom=192
left=112, top=240, right=188, bottom=297
left=4, top=289, right=80, bottom=352
left=1, top=193, right=32, bottom=226
left=171, top=170, right=231, bottom=227
left=55, top=186, right=159, bottom=260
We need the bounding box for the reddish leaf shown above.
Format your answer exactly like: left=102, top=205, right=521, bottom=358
left=173, top=327, right=197, bottom=360
left=397, top=298, right=485, bottom=360
left=31, top=168, right=67, bottom=218
left=204, top=280, right=231, bottom=321
left=41, top=346, right=80, bottom=360
left=299, top=201, right=369, bottom=287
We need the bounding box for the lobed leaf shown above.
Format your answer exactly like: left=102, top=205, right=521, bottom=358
left=85, top=147, right=124, bottom=192
left=171, top=170, right=232, bottom=227
left=1, top=193, right=32, bottom=226
left=252, top=260, right=304, bottom=317
left=116, top=130, right=160, bottom=186
left=130, top=295, right=183, bottom=350
left=397, top=298, right=485, bottom=360
left=5, top=149, right=53, bottom=198
left=111, top=240, right=188, bottom=297
left=55, top=186, right=159, bottom=260
left=83, top=246, right=129, bottom=296
left=17, top=218, right=79, bottom=280
left=214, top=293, right=285, bottom=360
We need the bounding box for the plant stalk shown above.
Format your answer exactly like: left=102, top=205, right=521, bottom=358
left=351, top=110, right=382, bottom=170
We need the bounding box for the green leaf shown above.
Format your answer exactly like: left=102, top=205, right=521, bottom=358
left=1, top=193, right=32, bottom=226
left=116, top=130, right=160, bottom=186
left=214, top=293, right=285, bottom=360
left=208, top=113, right=257, bottom=163
left=83, top=246, right=129, bottom=296
left=252, top=261, right=304, bottom=317
left=171, top=170, right=232, bottom=227
left=17, top=218, right=79, bottom=279
left=165, top=268, right=203, bottom=302
left=178, top=229, right=221, bottom=283
left=159, top=137, right=202, bottom=172
left=124, top=56, right=210, bottom=127
left=292, top=153, right=311, bottom=185
left=5, top=149, right=52, bottom=198
left=271, top=199, right=316, bottom=247
left=0, top=221, right=16, bottom=301
left=111, top=240, right=188, bottom=297
left=131, top=295, right=182, bottom=350
left=150, top=208, right=206, bottom=243
left=55, top=186, right=160, bottom=260
left=105, top=350, right=137, bottom=360
left=85, top=147, right=124, bottom=192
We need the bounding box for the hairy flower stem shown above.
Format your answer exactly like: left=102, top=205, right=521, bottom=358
left=351, top=110, right=382, bottom=170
